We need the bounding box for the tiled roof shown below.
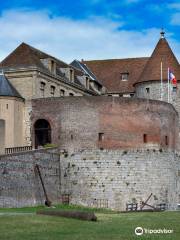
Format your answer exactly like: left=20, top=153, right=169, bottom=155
left=136, top=38, right=180, bottom=85
left=0, top=43, right=97, bottom=94
left=84, top=57, right=149, bottom=93
left=0, top=73, right=23, bottom=99
left=0, top=42, right=68, bottom=70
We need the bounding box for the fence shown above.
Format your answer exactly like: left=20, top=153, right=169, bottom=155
left=5, top=146, right=32, bottom=155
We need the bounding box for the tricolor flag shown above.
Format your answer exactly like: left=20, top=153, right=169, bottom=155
left=169, top=69, right=177, bottom=87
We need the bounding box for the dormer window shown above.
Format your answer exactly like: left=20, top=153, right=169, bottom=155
left=49, top=59, right=56, bottom=75
left=41, top=58, right=57, bottom=75
left=86, top=76, right=90, bottom=89
left=70, top=69, right=74, bottom=82
left=121, top=72, right=129, bottom=81
left=50, top=86, right=55, bottom=96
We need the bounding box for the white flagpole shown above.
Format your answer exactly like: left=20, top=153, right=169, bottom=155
left=161, top=62, right=163, bottom=100
left=168, top=68, right=170, bottom=103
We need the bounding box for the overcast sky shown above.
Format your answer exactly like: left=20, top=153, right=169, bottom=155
left=0, top=0, right=180, bottom=63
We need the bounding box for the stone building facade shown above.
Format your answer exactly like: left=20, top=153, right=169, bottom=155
left=0, top=32, right=180, bottom=210
left=0, top=43, right=104, bottom=150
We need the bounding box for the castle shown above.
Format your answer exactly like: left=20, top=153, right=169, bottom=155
left=0, top=32, right=180, bottom=210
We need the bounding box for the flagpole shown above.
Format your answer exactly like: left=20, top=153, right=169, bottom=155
left=161, top=62, right=163, bottom=100
left=168, top=68, right=169, bottom=103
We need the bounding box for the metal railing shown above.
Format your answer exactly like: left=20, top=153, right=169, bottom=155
left=5, top=146, right=32, bottom=155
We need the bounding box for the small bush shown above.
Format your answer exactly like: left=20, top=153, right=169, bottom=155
left=43, top=143, right=57, bottom=148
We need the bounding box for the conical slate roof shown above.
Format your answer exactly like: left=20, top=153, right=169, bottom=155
left=0, top=73, right=23, bottom=99
left=136, top=37, right=180, bottom=85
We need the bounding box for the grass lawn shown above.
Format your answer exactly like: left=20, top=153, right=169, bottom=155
left=0, top=205, right=179, bottom=240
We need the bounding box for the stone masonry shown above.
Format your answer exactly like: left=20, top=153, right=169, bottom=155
left=60, top=149, right=180, bottom=211
left=0, top=148, right=60, bottom=207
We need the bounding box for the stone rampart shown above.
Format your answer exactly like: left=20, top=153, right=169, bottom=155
left=0, top=148, right=60, bottom=207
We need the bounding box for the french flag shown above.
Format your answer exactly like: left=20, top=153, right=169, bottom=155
left=169, top=69, right=177, bottom=87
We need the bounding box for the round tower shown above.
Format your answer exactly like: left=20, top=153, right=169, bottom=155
left=134, top=32, right=180, bottom=148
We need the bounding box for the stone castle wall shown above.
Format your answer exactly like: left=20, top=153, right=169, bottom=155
left=0, top=148, right=60, bottom=207
left=31, top=96, right=179, bottom=151
left=0, top=147, right=179, bottom=210
left=60, top=148, right=180, bottom=211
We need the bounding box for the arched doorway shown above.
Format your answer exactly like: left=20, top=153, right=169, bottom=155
left=0, top=120, right=5, bottom=154
left=34, top=119, right=51, bottom=148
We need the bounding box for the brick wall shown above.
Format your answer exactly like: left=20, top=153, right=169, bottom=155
left=135, top=81, right=180, bottom=149
left=31, top=96, right=179, bottom=151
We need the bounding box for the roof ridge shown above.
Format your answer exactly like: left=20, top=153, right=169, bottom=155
left=0, top=42, right=69, bottom=70
left=22, top=42, right=69, bottom=67
left=84, top=57, right=149, bottom=62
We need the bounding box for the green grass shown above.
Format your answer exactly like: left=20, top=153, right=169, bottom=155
left=0, top=204, right=115, bottom=213
left=0, top=205, right=179, bottom=240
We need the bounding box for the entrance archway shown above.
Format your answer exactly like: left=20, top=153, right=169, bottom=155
left=0, top=120, right=5, bottom=154
left=34, top=119, right=51, bottom=148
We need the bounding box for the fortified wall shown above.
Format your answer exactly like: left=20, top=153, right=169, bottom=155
left=0, top=148, right=60, bottom=207
left=0, top=147, right=179, bottom=210
left=31, top=96, right=179, bottom=151
left=0, top=97, right=180, bottom=210
left=30, top=96, right=180, bottom=210
left=60, top=149, right=180, bottom=210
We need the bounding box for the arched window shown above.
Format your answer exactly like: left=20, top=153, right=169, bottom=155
left=34, top=119, right=51, bottom=148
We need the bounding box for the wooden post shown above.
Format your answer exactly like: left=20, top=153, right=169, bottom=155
left=35, top=164, right=52, bottom=207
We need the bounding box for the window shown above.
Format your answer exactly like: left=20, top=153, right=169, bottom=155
left=165, top=136, right=168, bottom=146
left=143, top=134, right=147, bottom=143
left=69, top=93, right=74, bottom=96
left=97, top=85, right=102, bottom=91
left=146, top=88, right=150, bottom=94
left=60, top=89, right=65, bottom=96
left=98, top=133, right=104, bottom=141
left=51, top=60, right=56, bottom=74
left=70, top=69, right=74, bottom=82
left=6, top=104, right=8, bottom=109
left=86, top=76, right=90, bottom=89
left=121, top=73, right=129, bottom=81
left=40, top=82, right=46, bottom=97
left=50, top=86, right=55, bottom=96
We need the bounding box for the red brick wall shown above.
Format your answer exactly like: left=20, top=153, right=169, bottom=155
left=31, top=97, right=179, bottom=150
